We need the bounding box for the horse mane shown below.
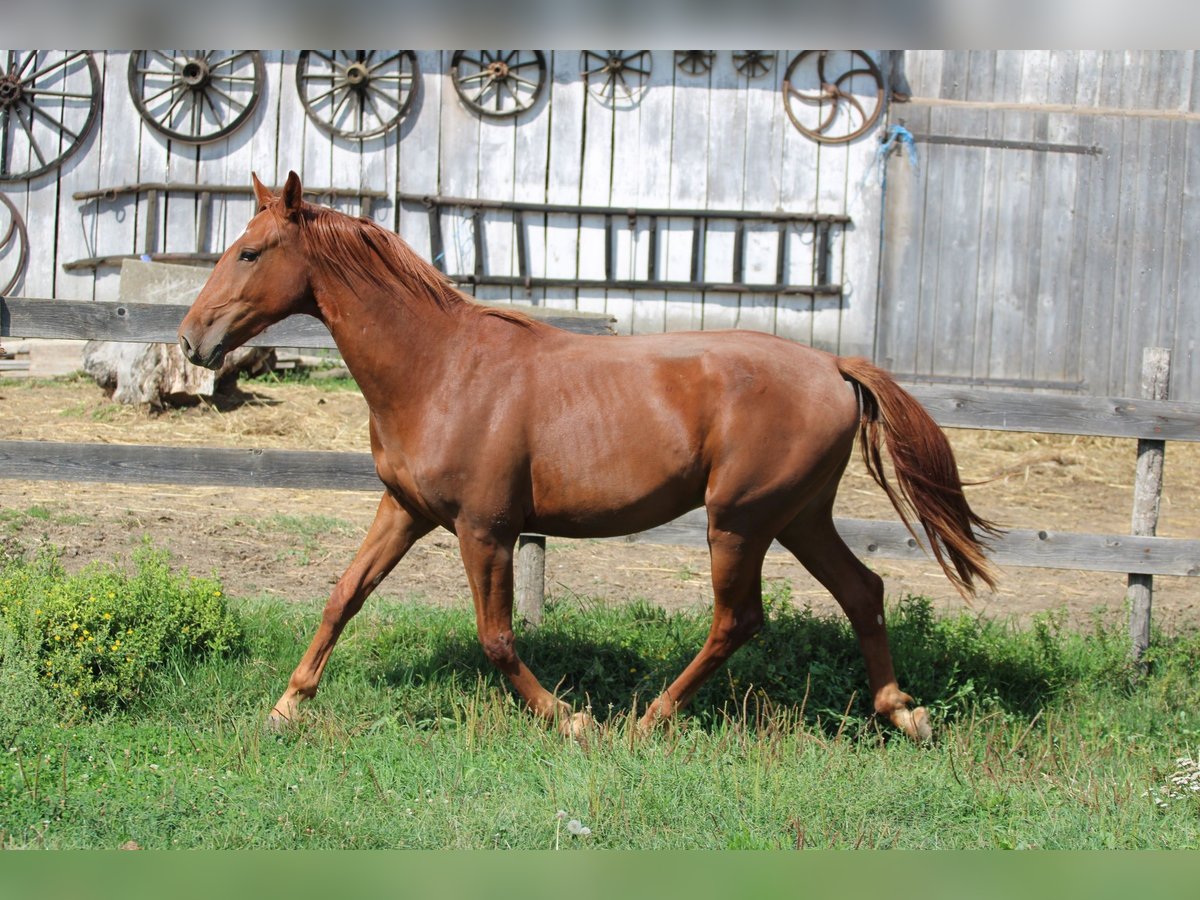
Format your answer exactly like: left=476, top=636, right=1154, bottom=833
left=279, top=199, right=537, bottom=329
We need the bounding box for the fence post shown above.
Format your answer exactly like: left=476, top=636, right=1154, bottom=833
left=1128, top=347, right=1171, bottom=663
left=515, top=533, right=546, bottom=629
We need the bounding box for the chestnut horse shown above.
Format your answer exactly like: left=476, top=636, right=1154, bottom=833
left=179, top=172, right=998, bottom=741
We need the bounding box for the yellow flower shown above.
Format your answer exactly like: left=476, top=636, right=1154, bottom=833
left=103, top=612, right=112, bottom=621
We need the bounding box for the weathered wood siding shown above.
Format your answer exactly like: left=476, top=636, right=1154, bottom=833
left=880, top=50, right=1200, bottom=400
left=1, top=50, right=886, bottom=357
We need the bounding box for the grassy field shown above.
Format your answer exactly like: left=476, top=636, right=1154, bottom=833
left=2, top=547, right=1200, bottom=849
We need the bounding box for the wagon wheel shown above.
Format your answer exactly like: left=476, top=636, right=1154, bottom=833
left=0, top=192, right=29, bottom=296
left=128, top=50, right=264, bottom=144
left=0, top=51, right=100, bottom=183
left=296, top=50, right=419, bottom=139
left=782, top=50, right=884, bottom=144
left=450, top=51, right=545, bottom=118
left=675, top=51, right=713, bottom=76
left=580, top=50, right=652, bottom=102
left=733, top=51, right=774, bottom=79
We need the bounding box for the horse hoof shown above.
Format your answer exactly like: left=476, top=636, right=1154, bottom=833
left=558, top=711, right=595, bottom=743
left=893, top=706, right=933, bottom=743
left=264, top=708, right=294, bottom=734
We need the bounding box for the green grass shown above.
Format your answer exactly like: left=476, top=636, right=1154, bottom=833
left=1, top=504, right=89, bottom=534
left=245, top=366, right=360, bottom=393
left=3, top=556, right=1200, bottom=849
left=231, top=514, right=356, bottom=565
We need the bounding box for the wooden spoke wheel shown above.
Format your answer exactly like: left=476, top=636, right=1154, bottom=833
left=675, top=51, right=714, bottom=76
left=0, top=51, right=100, bottom=182
left=733, top=51, right=774, bottom=79
left=450, top=51, right=545, bottom=118
left=128, top=50, right=264, bottom=144
left=580, top=50, right=652, bottom=102
left=0, top=192, right=29, bottom=296
left=297, top=50, right=419, bottom=139
left=782, top=50, right=884, bottom=144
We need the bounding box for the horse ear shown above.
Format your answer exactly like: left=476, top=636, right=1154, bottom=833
left=281, top=170, right=304, bottom=217
left=251, top=172, right=273, bottom=210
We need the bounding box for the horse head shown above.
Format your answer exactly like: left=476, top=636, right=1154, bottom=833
left=178, top=171, right=317, bottom=369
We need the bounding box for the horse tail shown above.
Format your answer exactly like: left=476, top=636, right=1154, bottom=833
left=836, top=356, right=1002, bottom=597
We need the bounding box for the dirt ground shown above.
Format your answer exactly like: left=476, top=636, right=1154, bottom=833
left=1, top=374, right=1197, bottom=630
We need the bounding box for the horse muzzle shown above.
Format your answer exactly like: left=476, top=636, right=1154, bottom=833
left=178, top=331, right=227, bottom=370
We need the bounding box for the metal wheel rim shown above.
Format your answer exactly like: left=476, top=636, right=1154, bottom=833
left=128, top=50, right=264, bottom=144
left=0, top=51, right=100, bottom=183
left=296, top=50, right=419, bottom=139
left=0, top=192, right=29, bottom=296
left=450, top=51, right=545, bottom=118
left=782, top=50, right=884, bottom=144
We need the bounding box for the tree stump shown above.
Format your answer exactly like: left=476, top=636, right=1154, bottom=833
left=82, top=260, right=273, bottom=407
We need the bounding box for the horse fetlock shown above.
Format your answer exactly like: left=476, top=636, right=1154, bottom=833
left=479, top=630, right=518, bottom=668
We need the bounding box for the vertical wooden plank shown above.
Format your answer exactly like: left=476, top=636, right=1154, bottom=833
left=1061, top=112, right=1097, bottom=389
left=438, top=51, right=483, bottom=287
left=964, top=50, right=996, bottom=102
left=627, top=47, right=675, bottom=334
left=929, top=105, right=986, bottom=379
left=542, top=51, right=584, bottom=312
left=663, top=52, right=708, bottom=333
left=1120, top=117, right=1173, bottom=396
left=775, top=49, right=820, bottom=344
left=699, top=51, right=740, bottom=332
left=396, top=51, right=444, bottom=261
left=911, top=104, right=946, bottom=377
left=967, top=105, right=1004, bottom=381
left=1174, top=121, right=1200, bottom=399
left=89, top=51, right=143, bottom=301
left=53, top=50, right=105, bottom=301
left=474, top=103, right=516, bottom=305
left=604, top=54, right=649, bottom=332
left=1106, top=114, right=1144, bottom=395
left=1156, top=119, right=1187, bottom=379
left=1078, top=114, right=1124, bottom=397
left=938, top=50, right=969, bottom=101
left=737, top=50, right=784, bottom=335
left=875, top=101, right=929, bottom=373
left=1030, top=111, right=1081, bottom=386
left=985, top=111, right=1035, bottom=382
left=509, top=62, right=552, bottom=308
left=576, top=53, right=614, bottom=320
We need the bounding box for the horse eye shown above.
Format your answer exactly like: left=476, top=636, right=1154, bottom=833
left=239, top=248, right=261, bottom=263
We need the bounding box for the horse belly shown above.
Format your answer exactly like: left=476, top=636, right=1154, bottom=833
left=525, top=407, right=706, bottom=539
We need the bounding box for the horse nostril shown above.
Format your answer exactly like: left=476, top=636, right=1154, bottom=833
left=179, top=334, right=194, bottom=360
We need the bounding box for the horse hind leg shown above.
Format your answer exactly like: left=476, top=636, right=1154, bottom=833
left=777, top=512, right=932, bottom=742
left=639, top=523, right=768, bottom=732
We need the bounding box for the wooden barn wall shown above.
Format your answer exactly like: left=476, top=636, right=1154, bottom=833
left=880, top=50, right=1200, bottom=401
left=1, top=50, right=888, bottom=357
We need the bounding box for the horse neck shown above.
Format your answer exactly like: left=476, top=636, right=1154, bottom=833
left=311, top=275, right=465, bottom=415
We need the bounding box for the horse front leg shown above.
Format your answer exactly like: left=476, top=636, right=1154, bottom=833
left=456, top=527, right=593, bottom=739
left=268, top=493, right=433, bottom=728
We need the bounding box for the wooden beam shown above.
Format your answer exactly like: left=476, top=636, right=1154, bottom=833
left=2, top=440, right=1197, bottom=577
left=906, top=384, right=1200, bottom=442
left=1, top=297, right=616, bottom=345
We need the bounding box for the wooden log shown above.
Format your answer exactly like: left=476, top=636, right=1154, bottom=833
left=515, top=533, right=547, bottom=630
left=1128, top=347, right=1170, bottom=662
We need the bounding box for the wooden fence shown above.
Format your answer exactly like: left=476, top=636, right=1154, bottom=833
left=3, top=295, right=1199, bottom=654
